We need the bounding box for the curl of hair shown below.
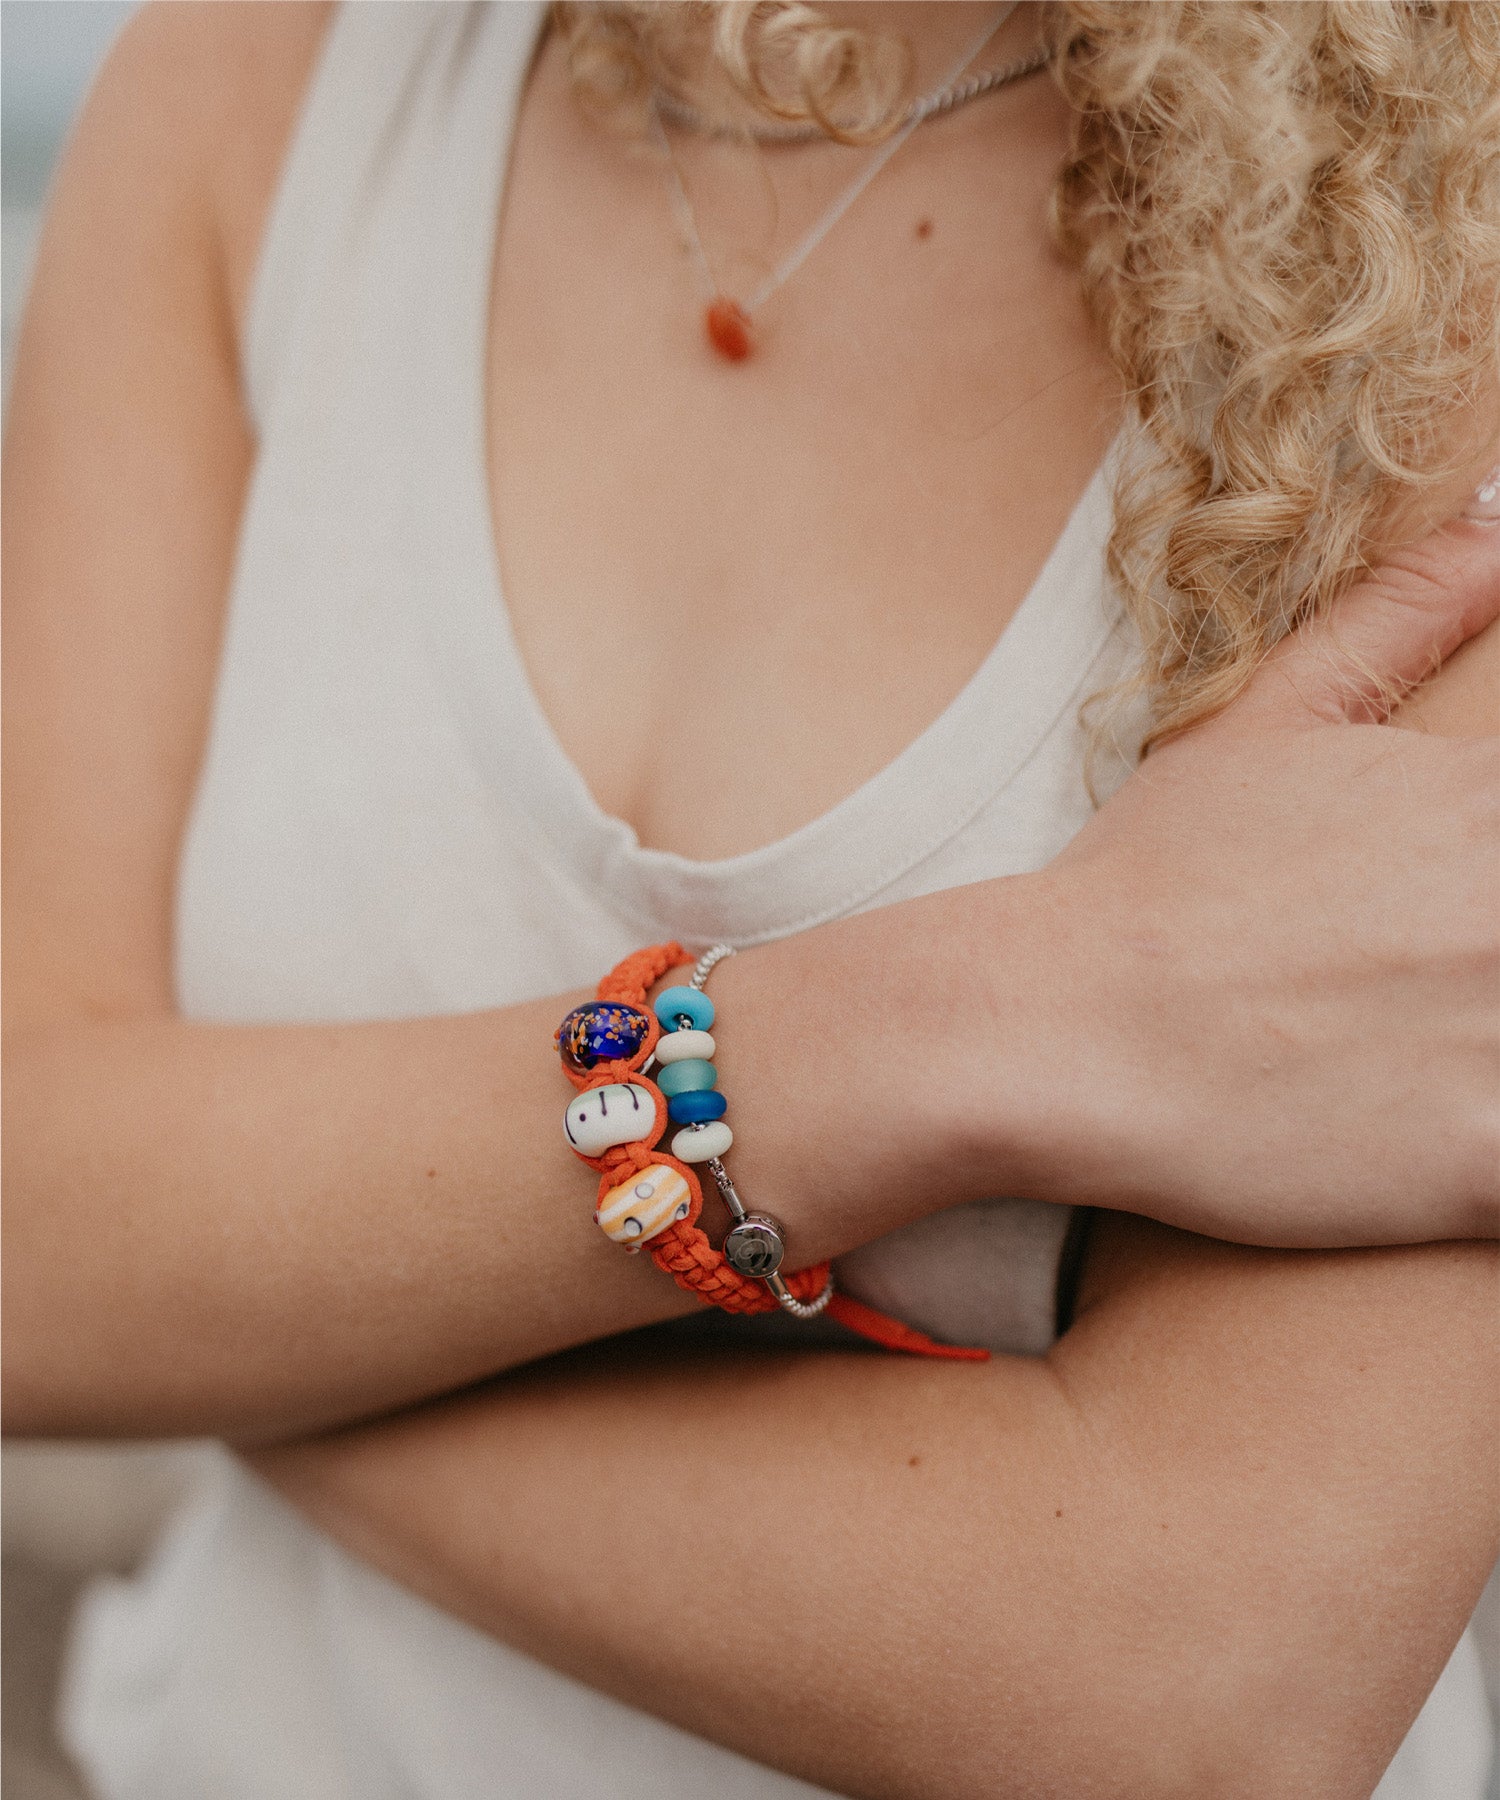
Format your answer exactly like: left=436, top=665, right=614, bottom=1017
left=554, top=1, right=1500, bottom=741
left=552, top=1, right=912, bottom=143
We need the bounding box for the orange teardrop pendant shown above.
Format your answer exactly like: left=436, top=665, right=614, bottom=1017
left=705, top=298, right=753, bottom=363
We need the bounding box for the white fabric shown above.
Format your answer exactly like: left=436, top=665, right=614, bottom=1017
left=1374, top=1636, right=1495, bottom=1800
left=59, top=4, right=1494, bottom=1794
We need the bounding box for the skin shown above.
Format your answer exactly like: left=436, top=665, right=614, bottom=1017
left=2, top=8, right=1497, bottom=1786
left=4, top=0, right=1497, bottom=1443
left=495, top=2, right=1120, bottom=859
left=253, top=605, right=1500, bottom=1800
left=255, top=1222, right=1498, bottom=1800
left=268, top=13, right=1500, bottom=1789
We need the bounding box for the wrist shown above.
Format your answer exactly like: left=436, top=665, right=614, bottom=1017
left=688, top=877, right=1092, bottom=1264
left=671, top=919, right=965, bottom=1267
left=976, top=861, right=1225, bottom=1229
left=925, top=868, right=1132, bottom=1212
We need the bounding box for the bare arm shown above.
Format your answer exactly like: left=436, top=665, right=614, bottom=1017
left=6, top=4, right=1498, bottom=1446
left=0, top=5, right=1044, bottom=1441
left=255, top=1232, right=1498, bottom=1800
left=254, top=645, right=1500, bottom=1799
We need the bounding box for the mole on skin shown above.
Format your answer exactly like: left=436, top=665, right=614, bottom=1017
left=915, top=217, right=933, bottom=239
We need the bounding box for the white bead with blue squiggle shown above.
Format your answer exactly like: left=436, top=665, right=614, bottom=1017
left=564, top=1082, right=656, bottom=1155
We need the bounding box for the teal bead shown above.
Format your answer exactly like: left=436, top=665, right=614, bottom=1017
left=668, top=1089, right=727, bottom=1125
left=654, top=986, right=715, bottom=1033
left=656, top=1057, right=717, bottom=1098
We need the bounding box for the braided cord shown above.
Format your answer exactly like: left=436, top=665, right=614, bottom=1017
left=564, top=945, right=987, bottom=1357
left=570, top=943, right=832, bottom=1314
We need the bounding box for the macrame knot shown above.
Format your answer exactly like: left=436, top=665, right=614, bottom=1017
left=558, top=941, right=988, bottom=1360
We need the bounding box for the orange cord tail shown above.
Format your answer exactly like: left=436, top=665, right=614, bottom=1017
left=826, top=1292, right=990, bottom=1361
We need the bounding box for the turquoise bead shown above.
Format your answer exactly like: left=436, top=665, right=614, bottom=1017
left=654, top=986, right=715, bottom=1033
left=667, top=1088, right=727, bottom=1125
left=656, top=1057, right=717, bottom=1098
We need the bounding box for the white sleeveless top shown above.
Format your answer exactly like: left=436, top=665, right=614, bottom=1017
left=59, top=6, right=1493, bottom=1796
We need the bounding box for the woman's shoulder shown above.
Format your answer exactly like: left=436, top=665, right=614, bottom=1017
left=76, top=0, right=337, bottom=343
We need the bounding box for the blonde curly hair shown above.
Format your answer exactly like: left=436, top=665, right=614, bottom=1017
left=554, top=1, right=1500, bottom=742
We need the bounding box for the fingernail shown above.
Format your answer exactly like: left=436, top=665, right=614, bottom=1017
left=1462, top=465, right=1500, bottom=523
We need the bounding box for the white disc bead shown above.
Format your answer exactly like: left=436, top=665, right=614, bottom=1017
left=653, top=1028, right=716, bottom=1065
left=671, top=1119, right=733, bottom=1163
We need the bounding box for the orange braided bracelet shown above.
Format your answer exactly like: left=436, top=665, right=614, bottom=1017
left=555, top=942, right=989, bottom=1360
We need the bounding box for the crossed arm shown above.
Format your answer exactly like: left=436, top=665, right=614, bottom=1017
left=9, top=11, right=1498, bottom=1791
left=253, top=648, right=1500, bottom=1800
left=255, top=1221, right=1498, bottom=1800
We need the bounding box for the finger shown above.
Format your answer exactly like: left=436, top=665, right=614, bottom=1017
left=1231, top=481, right=1500, bottom=730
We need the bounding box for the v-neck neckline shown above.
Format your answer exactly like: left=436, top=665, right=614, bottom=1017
left=430, top=1, right=1124, bottom=947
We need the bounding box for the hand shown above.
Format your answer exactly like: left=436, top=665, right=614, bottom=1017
left=1035, top=504, right=1499, bottom=1246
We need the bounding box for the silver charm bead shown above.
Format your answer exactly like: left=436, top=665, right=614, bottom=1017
left=723, top=1212, right=786, bottom=1279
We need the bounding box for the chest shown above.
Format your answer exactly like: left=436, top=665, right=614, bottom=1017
left=487, top=39, right=1120, bottom=861
left=183, top=0, right=1139, bottom=1025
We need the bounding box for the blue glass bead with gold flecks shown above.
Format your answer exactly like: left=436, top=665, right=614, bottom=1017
left=555, top=1002, right=652, bottom=1074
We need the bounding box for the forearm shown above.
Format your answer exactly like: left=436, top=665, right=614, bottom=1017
left=11, top=519, right=1497, bottom=1448
left=4, top=878, right=1051, bottom=1442
left=255, top=1228, right=1499, bottom=1800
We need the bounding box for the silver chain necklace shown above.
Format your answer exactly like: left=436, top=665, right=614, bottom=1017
left=651, top=5, right=1047, bottom=362
left=654, top=40, right=1052, bottom=147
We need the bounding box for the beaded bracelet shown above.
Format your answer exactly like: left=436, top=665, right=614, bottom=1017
left=653, top=943, right=837, bottom=1318
left=556, top=942, right=989, bottom=1361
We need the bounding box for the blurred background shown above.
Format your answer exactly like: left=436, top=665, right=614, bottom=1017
left=3, top=2, right=134, bottom=375
left=4, top=18, right=203, bottom=1800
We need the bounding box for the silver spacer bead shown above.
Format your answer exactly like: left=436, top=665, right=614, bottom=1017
left=705, top=1156, right=747, bottom=1221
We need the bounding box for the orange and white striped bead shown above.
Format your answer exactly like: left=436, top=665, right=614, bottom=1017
left=594, top=1164, right=692, bottom=1247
